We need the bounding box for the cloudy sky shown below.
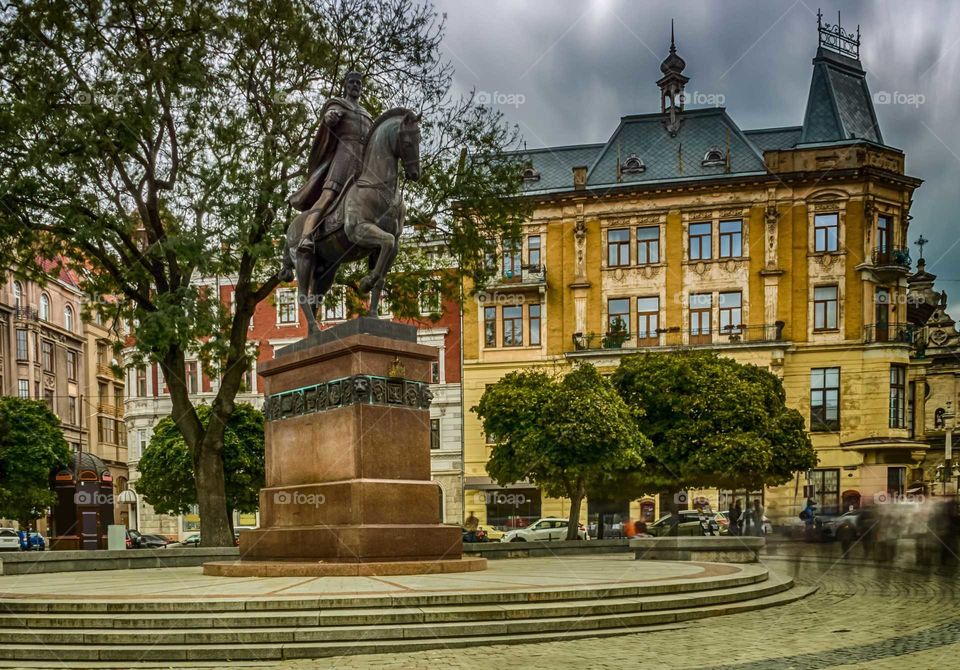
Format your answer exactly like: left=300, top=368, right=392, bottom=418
left=433, top=0, right=960, bottom=313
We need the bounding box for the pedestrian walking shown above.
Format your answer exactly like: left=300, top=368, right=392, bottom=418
left=730, top=500, right=742, bottom=536
left=753, top=500, right=765, bottom=536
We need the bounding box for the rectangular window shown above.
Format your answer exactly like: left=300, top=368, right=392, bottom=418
left=718, top=291, right=743, bottom=335
left=137, top=429, right=148, bottom=460
left=889, top=364, right=907, bottom=428
left=17, top=379, right=28, bottom=399
left=814, top=285, right=839, bottom=330
left=636, top=296, right=659, bottom=346
left=136, top=367, right=147, bottom=397
left=483, top=239, right=497, bottom=272
left=430, top=361, right=440, bottom=384
left=636, top=226, right=660, bottom=265
left=68, top=396, right=77, bottom=425
left=430, top=419, right=441, bottom=450
left=41, top=340, right=54, bottom=372
left=529, top=304, right=541, bottom=346
left=99, top=382, right=108, bottom=404
left=689, top=222, right=712, bottom=260
left=810, top=468, right=840, bottom=515
left=15, top=329, right=27, bottom=360
left=66, top=350, right=78, bottom=381
left=98, top=417, right=117, bottom=444
left=875, top=287, right=890, bottom=341
left=877, top=215, right=891, bottom=257
left=689, top=293, right=712, bottom=345
left=484, top=306, right=497, bottom=347
left=887, top=466, right=906, bottom=497
left=814, top=213, right=839, bottom=252
left=811, top=367, right=840, bottom=431
left=419, top=281, right=440, bottom=315
left=276, top=288, right=297, bottom=324
left=114, top=385, right=122, bottom=408
left=607, top=229, right=630, bottom=267
left=186, top=361, right=199, bottom=394
left=502, top=305, right=523, bottom=347
left=502, top=238, right=522, bottom=279
left=607, top=298, right=630, bottom=335
left=527, top=235, right=541, bottom=268
left=43, top=387, right=54, bottom=412
left=908, top=381, right=916, bottom=437
left=323, top=290, right=345, bottom=321
left=719, top=220, right=742, bottom=258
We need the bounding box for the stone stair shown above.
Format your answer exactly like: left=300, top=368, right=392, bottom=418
left=0, top=566, right=814, bottom=666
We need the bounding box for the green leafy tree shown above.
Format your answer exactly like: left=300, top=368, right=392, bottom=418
left=0, top=397, right=71, bottom=525
left=0, top=0, right=527, bottom=544
left=474, top=364, right=650, bottom=540
left=611, top=351, right=817, bottom=495
left=136, top=403, right=265, bottom=529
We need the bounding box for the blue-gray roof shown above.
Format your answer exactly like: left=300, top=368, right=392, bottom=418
left=517, top=144, right=603, bottom=194
left=743, top=126, right=802, bottom=152
left=800, top=47, right=882, bottom=144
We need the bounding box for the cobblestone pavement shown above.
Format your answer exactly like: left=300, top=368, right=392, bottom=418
left=280, top=543, right=960, bottom=670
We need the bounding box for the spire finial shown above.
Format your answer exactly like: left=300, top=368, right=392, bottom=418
left=915, top=234, right=929, bottom=263
left=670, top=18, right=676, bottom=53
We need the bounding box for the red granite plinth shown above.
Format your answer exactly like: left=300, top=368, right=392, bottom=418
left=204, top=318, right=473, bottom=576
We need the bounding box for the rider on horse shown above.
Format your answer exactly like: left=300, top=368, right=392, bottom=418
left=288, top=71, right=373, bottom=254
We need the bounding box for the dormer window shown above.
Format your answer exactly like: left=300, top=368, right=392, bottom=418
left=702, top=147, right=725, bottom=166
left=621, top=154, right=646, bottom=174
left=521, top=167, right=540, bottom=183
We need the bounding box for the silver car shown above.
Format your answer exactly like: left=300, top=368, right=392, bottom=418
left=0, top=528, right=20, bottom=551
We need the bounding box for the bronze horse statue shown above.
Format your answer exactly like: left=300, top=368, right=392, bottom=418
left=280, top=108, right=421, bottom=334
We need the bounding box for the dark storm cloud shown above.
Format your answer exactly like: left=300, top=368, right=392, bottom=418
left=433, top=0, right=960, bottom=311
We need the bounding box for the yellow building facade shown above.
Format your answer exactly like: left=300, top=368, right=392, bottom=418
left=462, top=23, right=926, bottom=529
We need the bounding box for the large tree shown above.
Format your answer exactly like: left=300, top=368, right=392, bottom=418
left=611, top=351, right=817, bottom=495
left=136, top=403, right=264, bottom=530
left=0, top=0, right=527, bottom=544
left=0, top=397, right=72, bottom=526
left=474, top=364, right=649, bottom=540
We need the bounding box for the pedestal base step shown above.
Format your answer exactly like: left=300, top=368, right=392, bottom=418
left=202, top=556, right=487, bottom=577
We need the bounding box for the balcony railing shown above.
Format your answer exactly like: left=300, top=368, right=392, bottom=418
left=573, top=323, right=787, bottom=351
left=871, top=246, right=911, bottom=269
left=13, top=306, right=39, bottom=321
left=490, top=264, right=547, bottom=287
left=863, top=322, right=914, bottom=344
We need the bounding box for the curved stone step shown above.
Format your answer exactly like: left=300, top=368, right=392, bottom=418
left=0, top=584, right=816, bottom=665
left=0, top=575, right=794, bottom=635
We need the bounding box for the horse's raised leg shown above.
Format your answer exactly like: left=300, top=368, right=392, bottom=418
left=353, top=222, right=396, bottom=295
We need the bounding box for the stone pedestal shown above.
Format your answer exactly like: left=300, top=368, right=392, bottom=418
left=204, top=317, right=484, bottom=577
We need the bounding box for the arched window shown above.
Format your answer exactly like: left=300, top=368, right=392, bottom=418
left=12, top=281, right=22, bottom=309
left=702, top=147, right=725, bottom=166
left=39, top=293, right=50, bottom=321
left=64, top=304, right=74, bottom=331
left=521, top=167, right=540, bottom=183
left=621, top=154, right=646, bottom=174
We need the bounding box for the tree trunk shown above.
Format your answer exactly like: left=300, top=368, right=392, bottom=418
left=193, top=435, right=232, bottom=547
left=566, top=483, right=586, bottom=540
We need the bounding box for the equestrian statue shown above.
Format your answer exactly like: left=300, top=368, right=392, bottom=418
left=280, top=71, right=422, bottom=334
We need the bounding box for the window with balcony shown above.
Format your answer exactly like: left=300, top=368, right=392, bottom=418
left=877, top=215, right=891, bottom=259
left=484, top=306, right=496, bottom=347
left=527, top=235, right=541, bottom=268
left=719, top=220, right=742, bottom=258
left=529, top=304, right=541, bottom=346
left=430, top=419, right=441, bottom=450
left=811, top=367, right=840, bottom=431
left=41, top=340, right=54, bottom=372
left=276, top=288, right=297, bottom=324
left=636, top=226, right=660, bottom=265
left=607, top=298, right=630, bottom=335
left=688, top=222, right=712, bottom=261
left=689, top=293, right=712, bottom=344
left=501, top=239, right=522, bottom=279
left=15, top=329, right=27, bottom=360
left=636, top=297, right=659, bottom=346
left=814, top=213, right=839, bottom=252
left=813, top=285, right=838, bottom=330
left=874, top=287, right=891, bottom=341
left=607, top=229, right=630, bottom=267
left=718, top=291, right=742, bottom=336
left=502, top=305, right=523, bottom=347
left=66, top=350, right=78, bottom=381
left=889, top=364, right=906, bottom=428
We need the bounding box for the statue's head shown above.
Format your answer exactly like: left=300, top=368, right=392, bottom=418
left=343, top=71, right=363, bottom=99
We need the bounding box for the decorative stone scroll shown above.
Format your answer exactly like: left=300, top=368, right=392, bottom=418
left=263, top=374, right=433, bottom=421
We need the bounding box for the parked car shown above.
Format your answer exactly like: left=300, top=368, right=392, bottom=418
left=18, top=531, right=45, bottom=551
left=643, top=511, right=720, bottom=537
left=126, top=529, right=143, bottom=549
left=715, top=510, right=773, bottom=535
left=462, top=526, right=489, bottom=543
left=169, top=533, right=201, bottom=548
left=482, top=526, right=505, bottom=542
left=138, top=534, right=171, bottom=549
left=501, top=517, right=587, bottom=542
left=0, top=528, right=20, bottom=552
